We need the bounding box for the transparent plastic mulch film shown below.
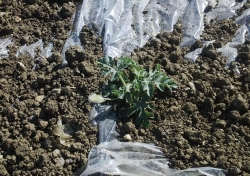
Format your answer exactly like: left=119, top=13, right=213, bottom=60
left=16, top=39, right=53, bottom=59
left=205, top=0, right=247, bottom=23
left=15, top=39, right=53, bottom=70
left=88, top=102, right=119, bottom=143
left=62, top=0, right=228, bottom=66
left=184, top=40, right=215, bottom=62
left=83, top=95, right=227, bottom=176
left=217, top=24, right=249, bottom=66
left=81, top=141, right=227, bottom=176
left=0, top=37, right=12, bottom=59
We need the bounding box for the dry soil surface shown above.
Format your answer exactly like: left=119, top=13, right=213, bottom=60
left=0, top=0, right=250, bottom=176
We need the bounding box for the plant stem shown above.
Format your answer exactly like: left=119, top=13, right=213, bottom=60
left=117, top=72, right=127, bottom=88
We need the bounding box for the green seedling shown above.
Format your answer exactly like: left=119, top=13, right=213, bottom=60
left=89, top=57, right=177, bottom=128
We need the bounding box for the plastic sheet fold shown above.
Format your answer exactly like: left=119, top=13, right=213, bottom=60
left=0, top=37, right=12, bottom=59
left=81, top=141, right=227, bottom=176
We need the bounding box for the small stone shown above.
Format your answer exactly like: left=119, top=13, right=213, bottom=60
left=14, top=16, right=21, bottom=22
left=123, top=134, right=132, bottom=141
left=181, top=73, right=188, bottom=82
left=35, top=95, right=45, bottom=102
left=200, top=63, right=209, bottom=71
left=188, top=82, right=196, bottom=91
left=193, top=81, right=204, bottom=92
left=124, top=122, right=135, bottom=133
left=56, top=157, right=65, bottom=167
left=38, top=120, right=48, bottom=130
left=52, top=149, right=60, bottom=158
left=17, top=62, right=26, bottom=71
left=52, top=88, right=61, bottom=94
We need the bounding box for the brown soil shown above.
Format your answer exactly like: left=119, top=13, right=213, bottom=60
left=0, top=0, right=250, bottom=176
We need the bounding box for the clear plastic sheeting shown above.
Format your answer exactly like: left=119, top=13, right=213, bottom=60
left=0, top=37, right=12, bottom=59
left=184, top=48, right=203, bottom=62
left=235, top=9, right=250, bottom=40
left=80, top=141, right=227, bottom=176
left=15, top=39, right=53, bottom=59
left=16, top=39, right=43, bottom=58
left=81, top=141, right=171, bottom=176
left=62, top=0, right=214, bottom=65
left=42, top=42, right=53, bottom=59
left=205, top=0, right=247, bottom=23
left=217, top=42, right=238, bottom=65
left=184, top=40, right=215, bottom=62
left=232, top=25, right=248, bottom=44
left=180, top=0, right=207, bottom=47
left=61, top=0, right=84, bottom=67
left=89, top=104, right=119, bottom=143
left=217, top=25, right=248, bottom=65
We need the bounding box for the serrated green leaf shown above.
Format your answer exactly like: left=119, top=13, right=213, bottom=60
left=141, top=118, right=150, bottom=128
left=141, top=64, right=177, bottom=97
left=97, top=57, right=118, bottom=81
left=127, top=93, right=154, bottom=127
left=95, top=57, right=177, bottom=128
left=147, top=103, right=155, bottom=111
left=135, top=110, right=153, bottom=128
left=127, top=106, right=138, bottom=116
left=117, top=57, right=136, bottom=70
left=102, top=83, right=125, bottom=99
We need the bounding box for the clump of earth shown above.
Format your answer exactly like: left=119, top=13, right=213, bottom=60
left=0, top=0, right=250, bottom=176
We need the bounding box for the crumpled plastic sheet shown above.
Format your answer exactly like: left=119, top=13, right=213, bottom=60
left=42, top=42, right=53, bottom=58
left=205, top=0, right=247, bottom=23
left=16, top=39, right=43, bottom=58
left=16, top=39, right=53, bottom=59
left=184, top=40, right=215, bottom=62
left=89, top=104, right=119, bottom=143
left=186, top=17, right=249, bottom=65
left=80, top=141, right=227, bottom=176
left=217, top=25, right=248, bottom=66
left=184, top=48, right=203, bottom=62
left=0, top=37, right=12, bottom=59
left=15, top=39, right=53, bottom=70
left=179, top=0, right=207, bottom=47
left=61, top=0, right=84, bottom=67
left=62, top=0, right=213, bottom=65
left=61, top=0, right=248, bottom=64
left=217, top=42, right=238, bottom=66
left=235, top=8, right=250, bottom=40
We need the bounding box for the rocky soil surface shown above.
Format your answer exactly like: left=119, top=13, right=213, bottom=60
left=0, top=0, right=250, bottom=176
